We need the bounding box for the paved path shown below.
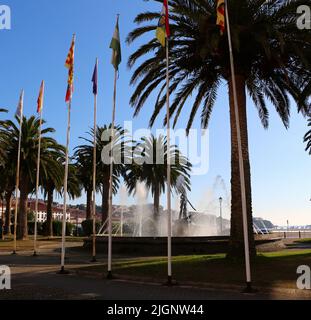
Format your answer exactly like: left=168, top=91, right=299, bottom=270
left=0, top=246, right=307, bottom=300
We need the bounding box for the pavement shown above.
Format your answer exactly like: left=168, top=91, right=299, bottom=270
left=0, top=244, right=309, bottom=300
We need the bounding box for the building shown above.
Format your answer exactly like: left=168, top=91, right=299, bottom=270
left=27, top=199, right=71, bottom=223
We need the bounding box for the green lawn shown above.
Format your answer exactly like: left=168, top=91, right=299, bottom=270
left=76, top=249, right=311, bottom=289
left=294, top=238, right=311, bottom=244
left=0, top=236, right=84, bottom=251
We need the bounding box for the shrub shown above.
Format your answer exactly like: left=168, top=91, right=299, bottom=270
left=81, top=219, right=101, bottom=236
left=41, top=220, right=74, bottom=236
left=28, top=222, right=44, bottom=235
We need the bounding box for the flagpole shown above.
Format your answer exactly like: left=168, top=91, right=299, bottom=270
left=59, top=99, right=71, bottom=274
left=33, top=106, right=43, bottom=257
left=59, top=33, right=75, bottom=274
left=107, top=14, right=120, bottom=280
left=224, top=0, right=252, bottom=292
left=13, top=90, right=24, bottom=255
left=91, top=58, right=98, bottom=263
left=107, top=66, right=117, bottom=280
left=165, top=36, right=173, bottom=286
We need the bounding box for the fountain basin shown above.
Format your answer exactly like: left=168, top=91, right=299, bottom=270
left=83, top=236, right=281, bottom=256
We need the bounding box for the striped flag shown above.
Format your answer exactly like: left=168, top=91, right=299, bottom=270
left=92, top=60, right=98, bottom=95
left=37, top=80, right=45, bottom=113
left=216, top=0, right=225, bottom=35
left=65, top=35, right=75, bottom=103
left=110, top=17, right=121, bottom=71
left=15, top=90, right=24, bottom=118
left=156, top=0, right=170, bottom=47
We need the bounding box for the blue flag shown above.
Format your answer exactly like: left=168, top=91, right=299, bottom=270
left=92, top=60, right=98, bottom=95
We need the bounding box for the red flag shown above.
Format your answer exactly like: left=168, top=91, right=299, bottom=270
left=65, top=35, right=75, bottom=103
left=37, top=80, right=45, bottom=113
left=156, top=0, right=170, bottom=46
left=164, top=0, right=170, bottom=38
left=216, top=0, right=225, bottom=35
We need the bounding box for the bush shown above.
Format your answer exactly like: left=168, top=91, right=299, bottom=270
left=81, top=219, right=101, bottom=236
left=28, top=222, right=44, bottom=235
left=66, top=222, right=74, bottom=236
left=41, top=220, right=74, bottom=236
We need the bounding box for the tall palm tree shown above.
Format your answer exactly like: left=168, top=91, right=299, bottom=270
left=41, top=150, right=64, bottom=237
left=124, top=135, right=192, bottom=224
left=0, top=108, right=8, bottom=166
left=0, top=109, right=12, bottom=235
left=2, top=116, right=64, bottom=239
left=0, top=167, right=15, bottom=235
left=127, top=0, right=311, bottom=257
left=42, top=159, right=81, bottom=237
left=304, top=118, right=311, bottom=154
left=74, top=144, right=100, bottom=220
left=76, top=125, right=131, bottom=223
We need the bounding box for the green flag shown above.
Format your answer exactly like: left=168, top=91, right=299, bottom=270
left=110, top=18, right=121, bottom=71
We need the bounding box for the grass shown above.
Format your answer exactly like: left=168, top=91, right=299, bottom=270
left=294, top=238, right=311, bottom=244
left=0, top=235, right=84, bottom=251
left=76, top=249, right=311, bottom=289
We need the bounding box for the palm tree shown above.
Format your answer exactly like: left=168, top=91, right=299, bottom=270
left=41, top=150, right=64, bottom=237
left=74, top=143, right=100, bottom=220
left=42, top=159, right=81, bottom=237
left=2, top=116, right=64, bottom=239
left=304, top=118, right=311, bottom=154
left=0, top=108, right=8, bottom=166
left=127, top=0, right=311, bottom=257
left=0, top=109, right=12, bottom=235
left=124, top=135, right=191, bottom=225
left=0, top=167, right=15, bottom=235
left=76, top=125, right=131, bottom=223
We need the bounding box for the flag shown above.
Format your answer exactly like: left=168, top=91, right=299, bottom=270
left=110, top=17, right=121, bottom=71
left=92, top=60, right=98, bottom=95
left=65, top=35, right=75, bottom=103
left=37, top=80, right=45, bottom=113
left=216, top=0, right=225, bottom=35
left=156, top=0, right=170, bottom=47
left=15, top=90, right=24, bottom=118
left=65, top=36, right=75, bottom=71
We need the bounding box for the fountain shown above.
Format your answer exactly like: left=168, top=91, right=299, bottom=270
left=119, top=185, right=127, bottom=237
left=88, top=176, right=232, bottom=254
left=86, top=174, right=280, bottom=255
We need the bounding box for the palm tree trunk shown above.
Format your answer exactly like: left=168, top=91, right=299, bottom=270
left=153, top=184, right=160, bottom=220
left=152, top=184, right=160, bottom=236
left=227, top=74, right=256, bottom=259
left=4, top=191, right=12, bottom=235
left=86, top=189, right=92, bottom=220
left=101, top=175, right=109, bottom=224
left=18, top=179, right=29, bottom=240
left=45, top=187, right=54, bottom=237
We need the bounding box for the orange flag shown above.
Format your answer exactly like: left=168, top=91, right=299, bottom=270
left=216, top=0, right=225, bottom=35
left=37, top=80, right=45, bottom=113
left=65, top=35, right=75, bottom=103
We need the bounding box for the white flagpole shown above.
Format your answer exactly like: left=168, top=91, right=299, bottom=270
left=107, top=66, right=117, bottom=280
left=107, top=14, right=120, bottom=280
left=91, top=58, right=98, bottom=263
left=59, top=34, right=75, bottom=274
left=166, top=38, right=173, bottom=285
left=225, top=0, right=252, bottom=292
left=13, top=90, right=24, bottom=255
left=59, top=99, right=71, bottom=274
left=33, top=98, right=43, bottom=257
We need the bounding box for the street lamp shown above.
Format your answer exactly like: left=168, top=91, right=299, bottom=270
left=219, top=197, right=223, bottom=235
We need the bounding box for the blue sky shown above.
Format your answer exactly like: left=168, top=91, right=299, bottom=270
left=0, top=0, right=310, bottom=226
